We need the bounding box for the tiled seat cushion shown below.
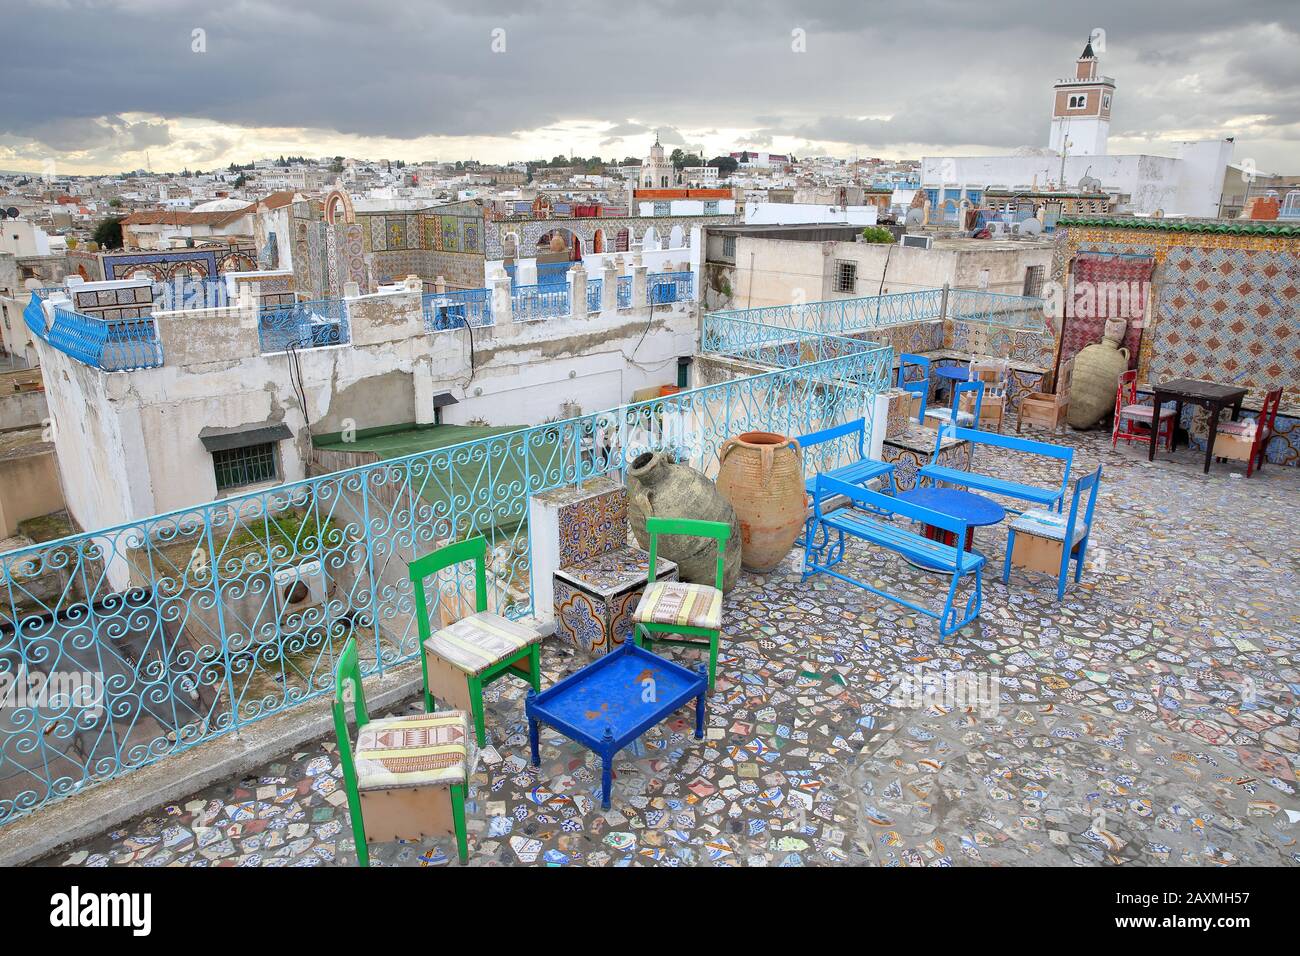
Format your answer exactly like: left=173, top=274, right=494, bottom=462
left=354, top=711, right=468, bottom=790
left=1010, top=508, right=1088, bottom=546
left=423, top=610, right=541, bottom=676
left=924, top=407, right=975, bottom=427
left=634, top=581, right=722, bottom=631
left=1120, top=404, right=1174, bottom=420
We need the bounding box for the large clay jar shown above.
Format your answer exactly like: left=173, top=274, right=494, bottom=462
left=626, top=452, right=743, bottom=591
left=716, top=431, right=805, bottom=573
left=1067, top=318, right=1131, bottom=429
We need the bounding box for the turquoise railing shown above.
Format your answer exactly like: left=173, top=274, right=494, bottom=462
left=0, top=335, right=890, bottom=827
left=585, top=278, right=602, bottom=312
left=512, top=283, right=570, bottom=322
left=649, top=271, right=693, bottom=304
left=616, top=275, right=632, bottom=309
left=710, top=287, right=1047, bottom=335
left=257, top=298, right=351, bottom=353
left=422, top=289, right=493, bottom=332
left=25, top=292, right=164, bottom=371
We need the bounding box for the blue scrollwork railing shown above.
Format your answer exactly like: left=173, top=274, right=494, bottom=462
left=616, top=275, right=632, bottom=309
left=421, top=289, right=493, bottom=332
left=34, top=299, right=164, bottom=372
left=0, top=338, right=891, bottom=827
left=585, top=278, right=602, bottom=313
left=258, top=299, right=351, bottom=353
left=649, top=271, right=693, bottom=305
left=512, top=283, right=570, bottom=323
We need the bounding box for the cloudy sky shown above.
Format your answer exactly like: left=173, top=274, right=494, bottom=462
left=2, top=0, right=1297, bottom=175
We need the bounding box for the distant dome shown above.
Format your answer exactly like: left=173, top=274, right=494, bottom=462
left=191, top=197, right=252, bottom=213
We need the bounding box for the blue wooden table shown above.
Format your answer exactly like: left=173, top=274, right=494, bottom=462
left=933, top=363, right=970, bottom=402
left=527, top=641, right=707, bottom=809
left=896, top=487, right=1005, bottom=571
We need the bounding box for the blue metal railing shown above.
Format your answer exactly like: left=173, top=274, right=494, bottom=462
left=649, top=271, right=693, bottom=304
left=616, top=275, right=632, bottom=309
left=258, top=298, right=351, bottom=353
left=0, top=336, right=892, bottom=827
left=29, top=294, right=164, bottom=371
left=710, top=288, right=1046, bottom=335
left=422, top=288, right=493, bottom=332
left=585, top=278, right=602, bottom=313
left=512, top=283, right=570, bottom=322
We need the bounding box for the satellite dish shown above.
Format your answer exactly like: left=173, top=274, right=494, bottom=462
left=1019, top=219, right=1042, bottom=236
left=4, top=207, right=17, bottom=219
left=905, top=208, right=924, bottom=227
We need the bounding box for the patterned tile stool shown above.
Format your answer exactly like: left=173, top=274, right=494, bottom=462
left=332, top=637, right=471, bottom=866
left=555, top=547, right=678, bottom=657
left=411, top=536, right=543, bottom=747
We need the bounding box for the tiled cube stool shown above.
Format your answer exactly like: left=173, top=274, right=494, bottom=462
left=422, top=610, right=542, bottom=746
left=554, top=547, right=678, bottom=656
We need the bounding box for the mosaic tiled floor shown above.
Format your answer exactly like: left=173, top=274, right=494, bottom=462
left=37, top=431, right=1300, bottom=867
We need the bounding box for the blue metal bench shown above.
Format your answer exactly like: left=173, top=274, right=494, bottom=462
left=795, top=418, right=896, bottom=548
left=802, top=474, right=983, bottom=640
left=918, top=425, right=1072, bottom=514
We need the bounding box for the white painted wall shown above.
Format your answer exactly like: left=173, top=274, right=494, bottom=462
left=921, top=141, right=1234, bottom=217
left=745, top=203, right=879, bottom=226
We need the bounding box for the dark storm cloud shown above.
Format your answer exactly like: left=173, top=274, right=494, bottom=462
left=2, top=0, right=1297, bottom=164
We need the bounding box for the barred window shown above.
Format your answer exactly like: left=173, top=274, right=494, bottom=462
left=1023, top=265, right=1045, bottom=297
left=835, top=260, right=857, bottom=294
left=213, top=442, right=278, bottom=491
left=722, top=236, right=736, bottom=258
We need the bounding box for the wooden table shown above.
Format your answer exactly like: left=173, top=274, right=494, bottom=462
left=1148, top=378, right=1249, bottom=473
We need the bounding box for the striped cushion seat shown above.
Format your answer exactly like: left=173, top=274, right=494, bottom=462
left=1009, top=508, right=1088, bottom=546
left=1120, top=404, right=1174, bottom=420
left=634, top=581, right=722, bottom=630
left=423, top=611, right=541, bottom=676
left=1216, top=420, right=1264, bottom=437
left=354, top=711, right=468, bottom=790
left=924, top=407, right=975, bottom=427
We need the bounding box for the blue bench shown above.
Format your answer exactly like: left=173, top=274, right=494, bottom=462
left=795, top=418, right=896, bottom=548
left=802, top=474, right=983, bottom=640
left=918, top=425, right=1072, bottom=514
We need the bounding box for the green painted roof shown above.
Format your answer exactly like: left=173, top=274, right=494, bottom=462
left=1057, top=215, right=1300, bottom=236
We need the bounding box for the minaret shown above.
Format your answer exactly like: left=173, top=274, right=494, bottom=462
left=1048, top=37, right=1115, bottom=158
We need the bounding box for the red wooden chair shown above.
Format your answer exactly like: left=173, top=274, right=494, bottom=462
left=1213, top=387, right=1282, bottom=477
left=1112, top=370, right=1175, bottom=450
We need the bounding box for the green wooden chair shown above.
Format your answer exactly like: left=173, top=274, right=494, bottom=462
left=631, top=517, right=730, bottom=688
left=411, top=536, right=543, bottom=747
left=332, top=636, right=470, bottom=866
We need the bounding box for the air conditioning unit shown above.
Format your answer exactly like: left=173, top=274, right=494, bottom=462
left=899, top=234, right=933, bottom=250
left=274, top=559, right=326, bottom=613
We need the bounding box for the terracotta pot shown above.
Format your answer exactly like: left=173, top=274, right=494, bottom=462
left=716, top=431, right=804, bottom=573
left=1068, top=318, right=1130, bottom=429
left=626, top=452, right=742, bottom=591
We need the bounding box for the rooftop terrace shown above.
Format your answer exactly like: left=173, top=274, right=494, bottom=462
left=30, top=430, right=1300, bottom=867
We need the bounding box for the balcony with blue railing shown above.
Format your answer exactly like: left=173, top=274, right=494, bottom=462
left=512, top=283, right=570, bottom=322
left=25, top=291, right=164, bottom=371
left=585, top=277, right=602, bottom=313
left=257, top=298, right=351, bottom=353
left=616, top=274, right=632, bottom=309
left=422, top=288, right=493, bottom=332
left=648, top=270, right=693, bottom=304
left=0, top=333, right=890, bottom=829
